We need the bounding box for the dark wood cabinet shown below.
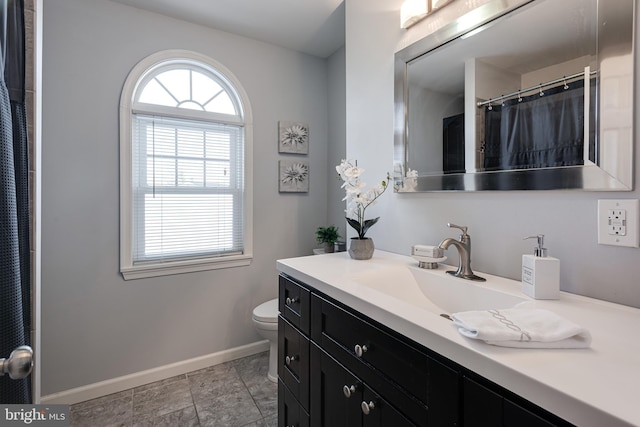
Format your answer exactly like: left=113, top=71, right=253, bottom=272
left=279, top=379, right=309, bottom=427
left=278, top=316, right=310, bottom=411
left=309, top=343, right=362, bottom=427
left=310, top=343, right=414, bottom=427
left=279, top=274, right=310, bottom=335
left=278, top=272, right=573, bottom=427
left=464, top=375, right=567, bottom=427
left=503, top=399, right=557, bottom=427
left=463, top=376, right=503, bottom=426
left=427, top=356, right=461, bottom=426
left=311, top=293, right=430, bottom=404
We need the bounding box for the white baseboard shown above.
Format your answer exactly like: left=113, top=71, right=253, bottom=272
left=40, top=340, right=269, bottom=405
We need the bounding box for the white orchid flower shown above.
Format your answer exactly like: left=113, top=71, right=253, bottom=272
left=336, top=159, right=391, bottom=239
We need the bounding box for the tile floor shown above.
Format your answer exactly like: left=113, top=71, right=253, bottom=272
left=69, top=352, right=277, bottom=427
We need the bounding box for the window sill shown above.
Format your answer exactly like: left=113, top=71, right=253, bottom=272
left=121, top=254, right=253, bottom=280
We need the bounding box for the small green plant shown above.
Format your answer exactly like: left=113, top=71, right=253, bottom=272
left=316, top=225, right=341, bottom=253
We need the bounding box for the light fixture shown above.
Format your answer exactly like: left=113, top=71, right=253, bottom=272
left=401, top=0, right=456, bottom=29
left=400, top=0, right=428, bottom=29
left=431, top=0, right=448, bottom=9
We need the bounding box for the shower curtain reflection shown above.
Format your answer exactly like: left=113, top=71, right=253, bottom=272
left=483, top=78, right=597, bottom=171
left=0, top=0, right=31, bottom=404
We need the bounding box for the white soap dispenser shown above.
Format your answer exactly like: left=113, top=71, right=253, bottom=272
left=522, top=234, right=560, bottom=300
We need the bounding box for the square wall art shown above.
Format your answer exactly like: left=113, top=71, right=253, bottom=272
left=279, top=159, right=309, bottom=193
left=278, top=121, right=309, bottom=154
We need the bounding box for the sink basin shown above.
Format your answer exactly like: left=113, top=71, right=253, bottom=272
left=349, top=265, right=527, bottom=315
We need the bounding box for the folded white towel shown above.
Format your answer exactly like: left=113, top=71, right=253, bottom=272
left=451, top=308, right=591, bottom=349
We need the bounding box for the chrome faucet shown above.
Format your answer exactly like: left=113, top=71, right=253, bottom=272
left=438, top=223, right=485, bottom=282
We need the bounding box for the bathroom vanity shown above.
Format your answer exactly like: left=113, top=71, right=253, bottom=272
left=276, top=251, right=640, bottom=427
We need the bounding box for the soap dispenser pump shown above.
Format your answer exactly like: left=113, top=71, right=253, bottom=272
left=522, top=234, right=560, bottom=300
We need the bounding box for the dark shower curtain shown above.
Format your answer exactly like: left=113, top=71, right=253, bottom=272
left=0, top=0, right=31, bottom=404
left=483, top=78, right=596, bottom=171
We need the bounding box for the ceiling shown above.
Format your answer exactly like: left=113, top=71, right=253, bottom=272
left=110, top=0, right=345, bottom=58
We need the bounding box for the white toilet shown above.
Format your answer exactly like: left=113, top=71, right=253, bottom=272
left=252, top=298, right=279, bottom=382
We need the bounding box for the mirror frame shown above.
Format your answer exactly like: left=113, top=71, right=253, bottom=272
left=394, top=0, right=635, bottom=192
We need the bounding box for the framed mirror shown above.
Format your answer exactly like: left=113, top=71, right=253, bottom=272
left=394, top=0, right=634, bottom=191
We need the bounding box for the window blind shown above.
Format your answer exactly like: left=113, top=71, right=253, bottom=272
left=131, top=114, right=244, bottom=263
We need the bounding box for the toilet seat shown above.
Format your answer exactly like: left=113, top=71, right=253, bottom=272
left=253, top=298, right=279, bottom=323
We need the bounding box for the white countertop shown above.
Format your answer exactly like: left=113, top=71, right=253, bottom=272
left=277, top=250, right=640, bottom=427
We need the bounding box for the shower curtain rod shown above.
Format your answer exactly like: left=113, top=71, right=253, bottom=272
left=476, top=69, right=598, bottom=107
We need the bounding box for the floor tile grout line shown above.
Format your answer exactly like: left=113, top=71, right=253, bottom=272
left=239, top=368, right=264, bottom=419
left=129, top=393, right=134, bottom=427
left=236, top=365, right=267, bottom=425
left=186, top=370, right=203, bottom=427
left=132, top=374, right=196, bottom=425
left=234, top=359, right=261, bottom=413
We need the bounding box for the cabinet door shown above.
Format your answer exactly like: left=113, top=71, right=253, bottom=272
left=310, top=344, right=415, bottom=427
left=428, top=356, right=460, bottom=426
left=361, top=386, right=414, bottom=427
left=279, top=379, right=309, bottom=427
left=278, top=317, right=310, bottom=411
left=464, top=376, right=571, bottom=427
left=463, top=376, right=503, bottom=427
left=310, top=344, right=362, bottom=427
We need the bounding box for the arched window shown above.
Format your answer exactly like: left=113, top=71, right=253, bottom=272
left=120, top=51, right=253, bottom=279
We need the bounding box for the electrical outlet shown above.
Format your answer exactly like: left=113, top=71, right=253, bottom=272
left=608, top=209, right=626, bottom=236
left=598, top=199, right=639, bottom=247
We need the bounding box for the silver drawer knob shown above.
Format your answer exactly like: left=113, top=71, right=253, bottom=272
left=361, top=400, right=375, bottom=415
left=354, top=344, right=368, bottom=357
left=342, top=384, right=358, bottom=398
left=285, top=296, right=298, bottom=305
left=285, top=354, right=298, bottom=365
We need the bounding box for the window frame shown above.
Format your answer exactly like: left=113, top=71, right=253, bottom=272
left=119, top=50, right=253, bottom=280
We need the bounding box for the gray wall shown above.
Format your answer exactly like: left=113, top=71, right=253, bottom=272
left=327, top=46, right=347, bottom=238
left=345, top=0, right=640, bottom=308
left=41, top=0, right=330, bottom=395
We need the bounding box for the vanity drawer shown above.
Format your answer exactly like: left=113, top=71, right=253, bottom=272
left=278, top=316, right=310, bottom=411
left=279, top=274, right=311, bottom=335
left=310, top=294, right=429, bottom=405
